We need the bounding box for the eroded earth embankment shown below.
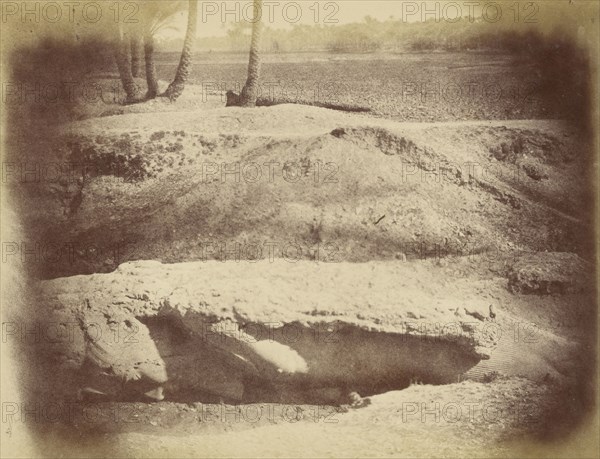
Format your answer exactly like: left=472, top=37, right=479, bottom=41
left=15, top=105, right=593, bottom=279
left=7, top=101, right=596, bottom=455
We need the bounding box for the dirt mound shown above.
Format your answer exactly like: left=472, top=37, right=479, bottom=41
left=508, top=252, right=595, bottom=294
left=10, top=105, right=592, bottom=279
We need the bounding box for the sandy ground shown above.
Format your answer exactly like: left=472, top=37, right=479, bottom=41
left=3, top=78, right=598, bottom=458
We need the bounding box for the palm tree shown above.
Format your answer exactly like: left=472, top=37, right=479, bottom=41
left=143, top=1, right=186, bottom=99
left=239, top=0, right=263, bottom=107
left=114, top=22, right=141, bottom=104
left=112, top=2, right=185, bottom=102
left=143, top=31, right=159, bottom=99
left=130, top=33, right=143, bottom=78
left=163, top=0, right=198, bottom=101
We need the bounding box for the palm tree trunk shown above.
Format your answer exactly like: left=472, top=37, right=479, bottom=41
left=114, top=30, right=140, bottom=103
left=130, top=33, right=143, bottom=78
left=239, top=0, right=263, bottom=107
left=163, top=0, right=198, bottom=101
left=144, top=33, right=159, bottom=99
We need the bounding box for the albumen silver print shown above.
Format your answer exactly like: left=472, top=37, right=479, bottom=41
left=1, top=1, right=598, bottom=457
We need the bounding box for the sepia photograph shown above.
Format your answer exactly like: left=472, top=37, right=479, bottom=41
left=1, top=0, right=598, bottom=457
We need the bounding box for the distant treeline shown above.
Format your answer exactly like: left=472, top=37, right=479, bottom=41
left=160, top=16, right=584, bottom=55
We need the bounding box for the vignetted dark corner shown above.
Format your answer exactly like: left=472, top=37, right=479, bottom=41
left=1, top=1, right=598, bottom=457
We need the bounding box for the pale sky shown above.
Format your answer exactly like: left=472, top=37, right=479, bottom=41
left=153, top=0, right=597, bottom=42
left=158, top=1, right=485, bottom=38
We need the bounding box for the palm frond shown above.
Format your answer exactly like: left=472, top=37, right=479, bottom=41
left=146, top=1, right=187, bottom=36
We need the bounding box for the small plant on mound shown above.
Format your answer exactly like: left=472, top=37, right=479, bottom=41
left=521, top=162, right=548, bottom=181
left=490, top=132, right=567, bottom=165
left=150, top=131, right=166, bottom=141
left=64, top=133, right=193, bottom=182
left=482, top=371, right=505, bottom=383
